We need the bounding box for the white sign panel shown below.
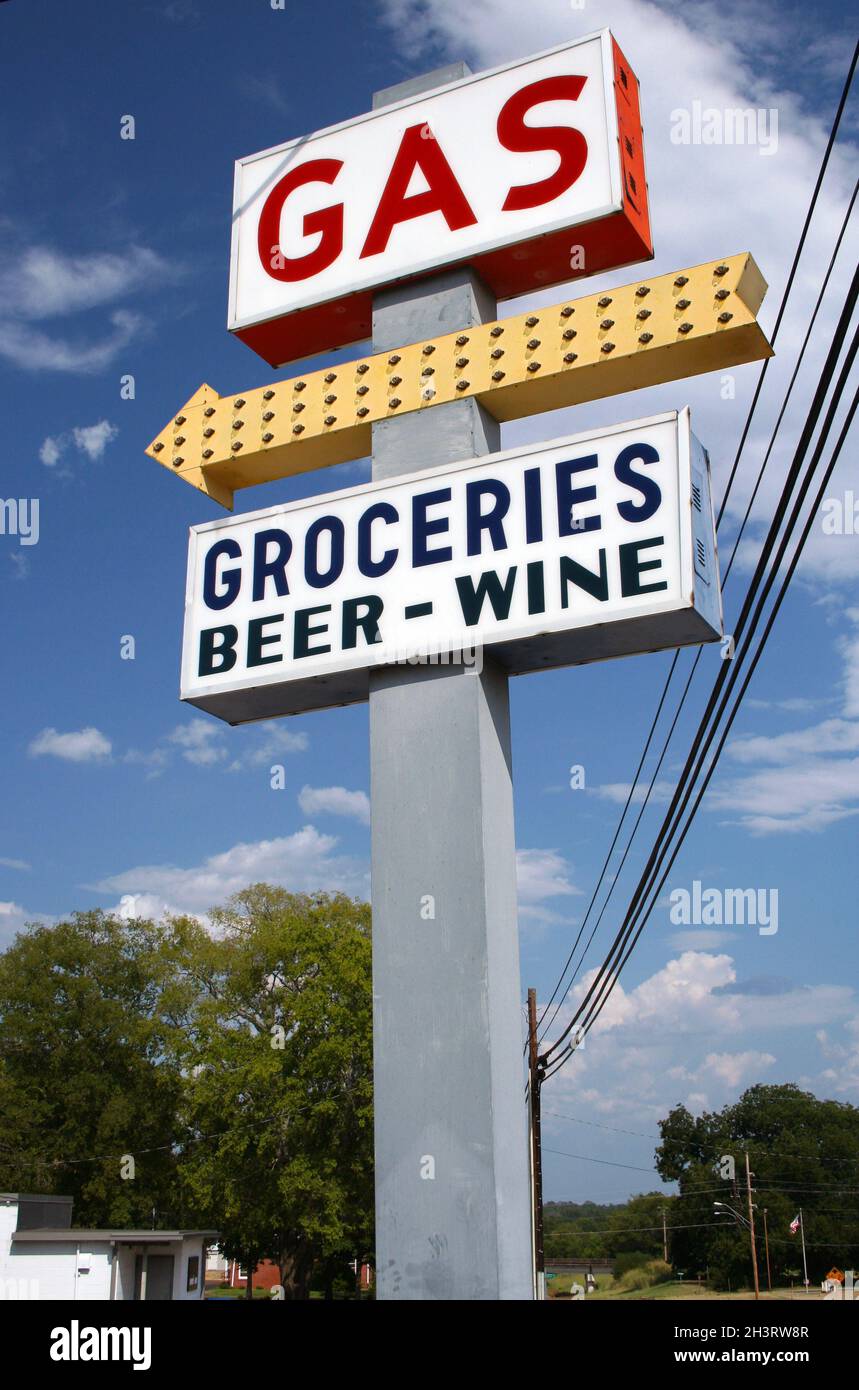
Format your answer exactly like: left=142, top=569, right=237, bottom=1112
left=181, top=410, right=721, bottom=724
left=229, top=30, right=651, bottom=366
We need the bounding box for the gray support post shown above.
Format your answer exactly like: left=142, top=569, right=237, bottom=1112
left=368, top=67, right=533, bottom=1301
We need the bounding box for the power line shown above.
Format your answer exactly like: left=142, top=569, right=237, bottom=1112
left=544, top=1221, right=725, bottom=1237
left=543, top=1109, right=859, bottom=1168
left=535, top=650, right=680, bottom=1039
left=543, top=1146, right=661, bottom=1173
left=577, top=366, right=859, bottom=1051
left=715, top=38, right=858, bottom=529
left=540, top=191, right=858, bottom=1048
left=536, top=50, right=858, bottom=1041
left=542, top=280, right=859, bottom=1071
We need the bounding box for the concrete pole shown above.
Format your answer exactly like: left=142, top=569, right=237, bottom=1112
left=368, top=65, right=533, bottom=1301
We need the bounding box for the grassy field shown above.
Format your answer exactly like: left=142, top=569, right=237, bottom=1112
left=549, top=1279, right=824, bottom=1301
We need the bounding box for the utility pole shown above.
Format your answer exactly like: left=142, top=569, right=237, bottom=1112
left=745, top=1151, right=761, bottom=1300
left=527, top=989, right=545, bottom=1300
left=799, top=1208, right=810, bottom=1293
left=661, top=1206, right=669, bottom=1264
left=762, top=1208, right=772, bottom=1292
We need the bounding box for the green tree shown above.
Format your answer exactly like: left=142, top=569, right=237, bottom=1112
left=0, top=911, right=189, bottom=1224
left=172, top=886, right=374, bottom=1299
left=656, top=1084, right=859, bottom=1289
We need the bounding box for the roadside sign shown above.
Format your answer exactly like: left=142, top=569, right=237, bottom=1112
left=229, top=30, right=651, bottom=366
left=180, top=408, right=720, bottom=723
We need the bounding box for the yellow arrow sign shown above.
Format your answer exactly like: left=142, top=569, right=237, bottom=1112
left=146, top=253, right=772, bottom=511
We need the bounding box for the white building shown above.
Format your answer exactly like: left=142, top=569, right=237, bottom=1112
left=0, top=1194, right=217, bottom=1301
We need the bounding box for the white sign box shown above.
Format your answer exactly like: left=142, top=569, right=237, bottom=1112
left=181, top=410, right=721, bottom=724
left=229, top=29, right=651, bottom=366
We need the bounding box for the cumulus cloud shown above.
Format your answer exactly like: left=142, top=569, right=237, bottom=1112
left=0, top=246, right=172, bottom=320
left=0, top=242, right=175, bottom=373
left=694, top=1050, right=776, bottom=1090
left=0, top=901, right=52, bottom=949
left=727, top=718, right=859, bottom=763
left=841, top=611, right=859, bottom=718
left=39, top=436, right=62, bottom=467
left=707, top=612, right=859, bottom=833
left=28, top=726, right=112, bottom=763
left=168, top=719, right=226, bottom=766
left=38, top=418, right=119, bottom=469
left=539, top=950, right=859, bottom=1143
left=163, top=718, right=309, bottom=771
left=298, top=785, right=371, bottom=825
left=122, top=747, right=170, bottom=780
left=516, top=847, right=580, bottom=924
left=0, top=309, right=144, bottom=374
left=817, top=1015, right=859, bottom=1097
left=72, top=420, right=119, bottom=460
left=240, top=724, right=309, bottom=765
left=594, top=779, right=674, bottom=806
left=93, top=826, right=369, bottom=922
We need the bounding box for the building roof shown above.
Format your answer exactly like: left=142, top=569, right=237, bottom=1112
left=12, top=1229, right=218, bottom=1243
left=0, top=1194, right=74, bottom=1202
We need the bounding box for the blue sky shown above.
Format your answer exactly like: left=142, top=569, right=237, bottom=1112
left=1, top=0, right=858, bottom=1203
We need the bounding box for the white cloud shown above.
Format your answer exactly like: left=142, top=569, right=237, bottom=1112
left=711, top=757, right=859, bottom=835
left=123, top=747, right=170, bottom=779
left=727, top=718, right=859, bottom=764
left=121, top=719, right=309, bottom=777
left=0, top=901, right=52, bottom=948
left=516, top=847, right=580, bottom=924
left=298, top=785, right=370, bottom=825
left=72, top=420, right=119, bottom=461
left=0, top=857, right=30, bottom=871
left=28, top=726, right=112, bottom=763
left=0, top=241, right=174, bottom=374
left=696, top=1050, right=776, bottom=1090
left=594, top=779, right=674, bottom=806
left=115, top=893, right=174, bottom=923
left=0, top=309, right=143, bottom=374
left=816, top=1015, right=859, bottom=1097
left=708, top=614, right=859, bottom=833
left=38, top=419, right=119, bottom=469
left=240, top=74, right=290, bottom=115
left=163, top=0, right=201, bottom=21
left=93, top=826, right=369, bottom=921
left=0, top=245, right=172, bottom=320
left=8, top=552, right=30, bottom=581
left=841, top=615, right=859, bottom=718
left=39, top=436, right=62, bottom=467
left=538, top=950, right=858, bottom=1142
left=168, top=719, right=226, bottom=766
left=667, top=929, right=737, bottom=950
left=240, top=723, right=309, bottom=765
left=746, top=696, right=827, bottom=713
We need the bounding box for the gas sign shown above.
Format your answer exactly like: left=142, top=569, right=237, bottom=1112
left=181, top=409, right=720, bottom=723
left=229, top=30, right=651, bottom=367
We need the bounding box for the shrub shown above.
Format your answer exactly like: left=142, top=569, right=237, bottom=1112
left=614, top=1258, right=674, bottom=1292
left=613, top=1250, right=654, bottom=1278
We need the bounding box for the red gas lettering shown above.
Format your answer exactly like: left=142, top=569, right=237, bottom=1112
left=258, top=158, right=344, bottom=282
left=360, top=123, right=477, bottom=259
left=498, top=76, right=588, bottom=212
